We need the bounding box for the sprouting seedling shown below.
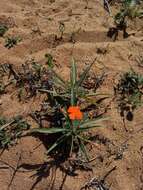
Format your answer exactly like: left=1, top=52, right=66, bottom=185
left=0, top=116, right=30, bottom=148
left=115, top=71, right=143, bottom=121
left=0, top=82, right=12, bottom=94
left=0, top=64, right=15, bottom=94
left=32, top=61, right=43, bottom=78
left=12, top=116, right=30, bottom=137
left=0, top=62, right=52, bottom=100
left=0, top=25, right=8, bottom=37
left=114, top=0, right=143, bottom=24
left=5, top=36, right=21, bottom=49
left=45, top=53, right=54, bottom=68
left=59, top=21, right=65, bottom=39
left=69, top=27, right=81, bottom=43
left=108, top=0, right=143, bottom=40
left=18, top=87, right=25, bottom=101
left=136, top=55, right=143, bottom=67
left=0, top=84, right=5, bottom=94
left=124, top=0, right=143, bottom=18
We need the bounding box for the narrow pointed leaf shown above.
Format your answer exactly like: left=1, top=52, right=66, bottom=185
left=70, top=135, right=74, bottom=156
left=79, top=117, right=108, bottom=128
left=77, top=58, right=96, bottom=87
left=85, top=93, right=110, bottom=98
left=38, top=89, right=70, bottom=98
left=47, top=133, right=70, bottom=154
left=77, top=125, right=105, bottom=132
left=78, top=138, right=89, bottom=161
left=51, top=68, right=66, bottom=89
left=77, top=135, right=91, bottom=143
left=53, top=76, right=66, bottom=89
left=38, top=89, right=58, bottom=96
left=30, top=127, right=68, bottom=134
left=71, top=87, right=75, bottom=105
left=70, top=58, right=77, bottom=105
left=71, top=58, right=77, bottom=87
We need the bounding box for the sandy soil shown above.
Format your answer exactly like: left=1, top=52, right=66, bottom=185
left=0, top=0, right=143, bottom=190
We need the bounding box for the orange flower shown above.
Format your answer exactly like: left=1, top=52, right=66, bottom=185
left=67, top=106, right=83, bottom=120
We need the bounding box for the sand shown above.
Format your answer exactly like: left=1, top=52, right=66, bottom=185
left=0, top=0, right=143, bottom=190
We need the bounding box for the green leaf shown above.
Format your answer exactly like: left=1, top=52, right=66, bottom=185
left=77, top=134, right=93, bottom=144
left=30, top=127, right=68, bottom=134
left=72, top=120, right=80, bottom=128
left=51, top=69, right=66, bottom=89
left=45, top=53, right=54, bottom=68
left=85, top=93, right=110, bottom=98
left=71, top=87, right=75, bottom=106
left=47, top=133, right=70, bottom=154
left=38, top=89, right=57, bottom=95
left=65, top=114, right=72, bottom=129
left=79, top=117, right=108, bottom=129
left=70, top=58, right=77, bottom=87
left=70, top=58, right=77, bottom=105
left=70, top=135, right=74, bottom=156
left=78, top=138, right=89, bottom=161
left=78, top=125, right=105, bottom=132
left=38, top=89, right=70, bottom=98
left=0, top=25, right=8, bottom=37
left=77, top=58, right=96, bottom=88
left=0, top=121, right=14, bottom=130
left=124, top=0, right=136, bottom=7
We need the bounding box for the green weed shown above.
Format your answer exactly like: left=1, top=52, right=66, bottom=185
left=5, top=36, right=21, bottom=49
left=0, top=116, right=30, bottom=148
left=108, top=0, right=143, bottom=40
left=0, top=62, right=52, bottom=100
left=45, top=53, right=54, bottom=68
left=136, top=55, right=143, bottom=67
left=55, top=21, right=65, bottom=41
left=115, top=71, right=143, bottom=120
left=0, top=25, right=8, bottom=37
left=59, top=21, right=65, bottom=39
left=0, top=64, right=12, bottom=94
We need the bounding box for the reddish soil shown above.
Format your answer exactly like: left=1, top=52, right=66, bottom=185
left=0, top=0, right=143, bottom=190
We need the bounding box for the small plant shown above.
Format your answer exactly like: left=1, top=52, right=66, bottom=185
left=5, top=36, right=21, bottom=49
left=0, top=116, right=30, bottom=148
left=115, top=71, right=143, bottom=120
left=0, top=25, right=8, bottom=37
left=55, top=21, right=65, bottom=41
left=16, top=61, right=52, bottom=100
left=0, top=64, right=13, bottom=94
left=69, top=28, right=81, bottom=43
left=59, top=21, right=65, bottom=39
left=30, top=59, right=107, bottom=161
left=136, top=55, right=143, bottom=67
left=0, top=84, right=5, bottom=94
left=0, top=62, right=52, bottom=100
left=45, top=53, right=54, bottom=68
left=107, top=0, right=143, bottom=40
